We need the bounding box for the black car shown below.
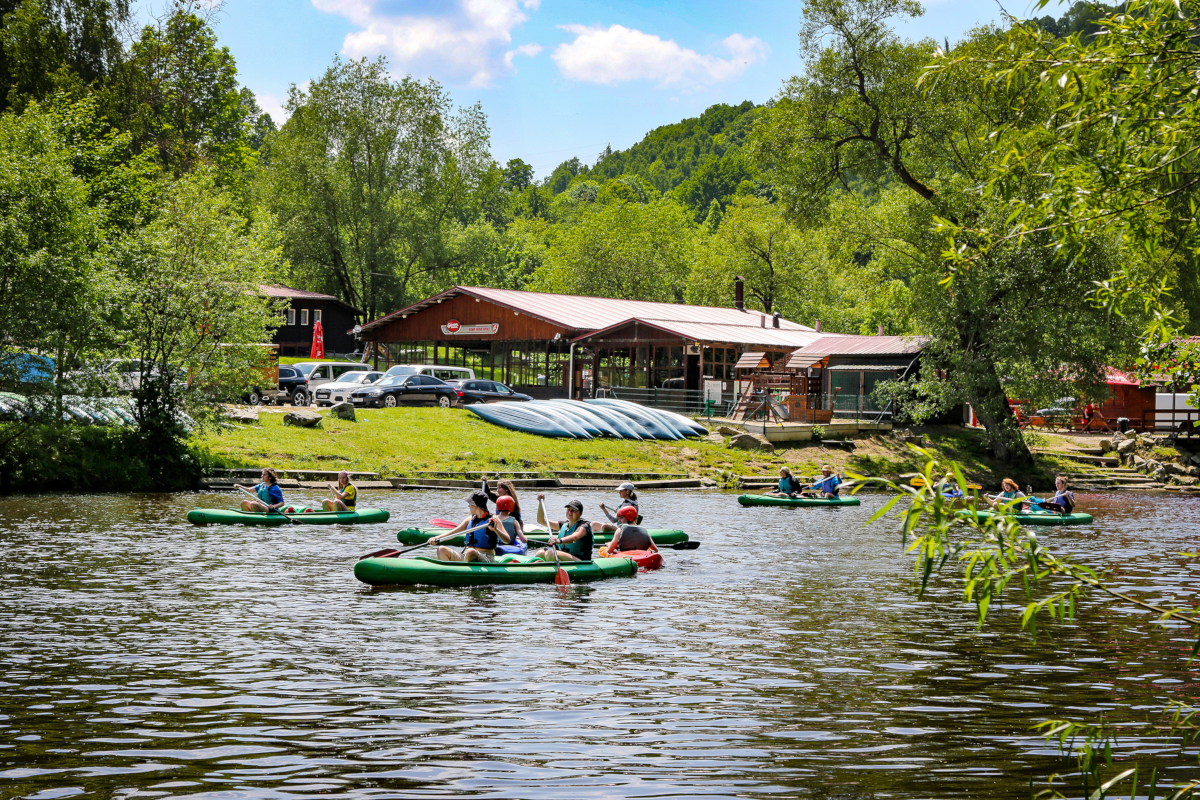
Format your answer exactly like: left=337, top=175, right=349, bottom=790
left=278, top=365, right=309, bottom=405
left=449, top=379, right=533, bottom=406
left=349, top=374, right=457, bottom=408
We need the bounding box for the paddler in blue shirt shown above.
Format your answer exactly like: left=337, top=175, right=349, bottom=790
left=430, top=491, right=510, bottom=563
left=236, top=468, right=285, bottom=513
left=532, top=495, right=594, bottom=562
left=807, top=465, right=842, bottom=498
left=766, top=466, right=805, bottom=497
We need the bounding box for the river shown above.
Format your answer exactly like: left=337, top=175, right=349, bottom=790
left=1, top=488, right=1197, bottom=799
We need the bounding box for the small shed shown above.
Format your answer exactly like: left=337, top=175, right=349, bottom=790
left=785, top=335, right=928, bottom=420
left=261, top=285, right=362, bottom=357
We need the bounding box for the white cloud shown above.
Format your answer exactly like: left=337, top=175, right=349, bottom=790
left=255, top=92, right=289, bottom=125
left=311, top=0, right=540, bottom=86
left=551, top=25, right=767, bottom=87
left=504, top=43, right=543, bottom=71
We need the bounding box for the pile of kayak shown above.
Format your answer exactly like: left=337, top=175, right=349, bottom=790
left=467, top=398, right=706, bottom=440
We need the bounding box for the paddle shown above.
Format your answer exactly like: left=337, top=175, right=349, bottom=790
left=429, top=517, right=458, bottom=529
left=539, top=497, right=570, bottom=586
left=236, top=484, right=299, bottom=525
left=358, top=519, right=491, bottom=561
left=911, top=476, right=983, bottom=490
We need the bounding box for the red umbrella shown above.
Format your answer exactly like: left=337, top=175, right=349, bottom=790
left=310, top=319, right=325, bottom=359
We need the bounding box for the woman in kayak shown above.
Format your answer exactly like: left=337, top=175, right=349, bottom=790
left=1038, top=476, right=1076, bottom=514
left=429, top=491, right=511, bottom=563
left=940, top=474, right=964, bottom=500
left=494, top=495, right=527, bottom=555
left=595, top=481, right=639, bottom=533
left=806, top=465, right=841, bottom=498
left=237, top=468, right=285, bottom=513
left=605, top=505, right=656, bottom=554
left=322, top=470, right=357, bottom=511
left=482, top=477, right=523, bottom=525
left=987, top=478, right=1028, bottom=510
left=766, top=467, right=805, bottom=498
left=533, top=495, right=594, bottom=562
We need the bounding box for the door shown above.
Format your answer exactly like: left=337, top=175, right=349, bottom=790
left=686, top=354, right=700, bottom=391
left=413, top=375, right=439, bottom=405
left=488, top=382, right=514, bottom=402
left=309, top=365, right=331, bottom=387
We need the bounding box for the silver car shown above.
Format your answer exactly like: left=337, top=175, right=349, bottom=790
left=314, top=371, right=384, bottom=407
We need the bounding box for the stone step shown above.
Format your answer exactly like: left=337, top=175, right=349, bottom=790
left=1032, top=448, right=1118, bottom=466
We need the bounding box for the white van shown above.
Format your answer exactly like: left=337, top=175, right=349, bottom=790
left=383, top=364, right=475, bottom=383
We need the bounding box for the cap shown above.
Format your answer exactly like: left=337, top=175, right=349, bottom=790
left=496, top=495, right=515, bottom=512
left=616, top=481, right=635, bottom=492
left=616, top=505, right=638, bottom=521
left=564, top=499, right=583, bottom=513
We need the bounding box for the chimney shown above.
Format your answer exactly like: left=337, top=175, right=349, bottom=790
left=760, top=314, right=765, bottom=328
left=772, top=312, right=781, bottom=329
left=815, top=320, right=822, bottom=332
left=734, top=276, right=745, bottom=311
left=878, top=324, right=885, bottom=335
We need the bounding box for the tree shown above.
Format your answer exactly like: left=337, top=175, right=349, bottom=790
left=532, top=198, right=696, bottom=302
left=257, top=56, right=493, bottom=319
left=502, top=157, right=533, bottom=191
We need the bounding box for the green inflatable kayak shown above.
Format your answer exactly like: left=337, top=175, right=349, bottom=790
left=394, top=526, right=690, bottom=547
left=187, top=507, right=391, bottom=526
left=355, top=554, right=638, bottom=587
left=737, top=494, right=861, bottom=508
left=955, top=509, right=1093, bottom=527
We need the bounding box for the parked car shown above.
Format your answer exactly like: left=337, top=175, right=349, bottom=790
left=448, top=379, right=532, bottom=406
left=383, top=364, right=475, bottom=383
left=314, top=371, right=384, bottom=407
left=277, top=365, right=309, bottom=406
left=349, top=374, right=457, bottom=408
left=286, top=362, right=370, bottom=406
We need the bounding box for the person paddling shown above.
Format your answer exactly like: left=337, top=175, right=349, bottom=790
left=532, top=495, right=594, bottom=562
left=605, top=505, right=657, bottom=554
left=766, top=467, right=805, bottom=498
left=482, top=477, right=523, bottom=525
left=1037, top=476, right=1076, bottom=514
left=595, top=481, right=640, bottom=533
left=806, top=465, right=841, bottom=498
left=428, top=491, right=510, bottom=563
left=236, top=469, right=285, bottom=513
left=940, top=474, right=964, bottom=501
left=988, top=478, right=1028, bottom=510
left=322, top=470, right=357, bottom=511
left=494, top=495, right=528, bottom=556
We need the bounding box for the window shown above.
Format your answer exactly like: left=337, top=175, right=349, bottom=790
left=301, top=309, right=309, bottom=326
left=314, top=308, right=322, bottom=323
left=287, top=309, right=296, bottom=326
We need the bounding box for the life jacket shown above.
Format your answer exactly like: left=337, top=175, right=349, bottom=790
left=496, top=517, right=526, bottom=555
left=778, top=476, right=802, bottom=494
left=256, top=482, right=281, bottom=505
left=499, top=516, right=522, bottom=544
left=341, top=484, right=357, bottom=507
left=464, top=513, right=498, bottom=550
left=556, top=518, right=593, bottom=560
left=813, top=475, right=840, bottom=495
left=612, top=524, right=652, bottom=552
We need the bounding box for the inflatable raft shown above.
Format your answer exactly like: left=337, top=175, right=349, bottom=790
left=354, top=554, right=638, bottom=587
left=955, top=508, right=1094, bottom=527
left=187, top=507, right=391, bottom=526
left=394, top=526, right=690, bottom=547
left=737, top=494, right=861, bottom=508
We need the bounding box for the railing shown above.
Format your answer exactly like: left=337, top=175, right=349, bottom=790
left=601, top=387, right=710, bottom=415
left=1152, top=408, right=1197, bottom=436
left=831, top=393, right=892, bottom=420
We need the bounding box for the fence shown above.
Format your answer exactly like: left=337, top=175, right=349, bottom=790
left=600, top=387, right=712, bottom=415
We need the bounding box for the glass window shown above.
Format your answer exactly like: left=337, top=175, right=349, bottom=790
left=287, top=309, right=296, bottom=326
left=314, top=309, right=322, bottom=323
left=300, top=309, right=309, bottom=326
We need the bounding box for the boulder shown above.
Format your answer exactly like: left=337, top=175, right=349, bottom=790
left=1132, top=455, right=1147, bottom=468
left=283, top=409, right=322, bottom=428
left=226, top=407, right=258, bottom=425
left=1098, top=439, right=1113, bottom=453
left=705, top=431, right=725, bottom=444
left=1175, top=475, right=1199, bottom=486
left=1162, top=462, right=1188, bottom=475
left=716, top=425, right=742, bottom=437
left=1191, top=452, right=1200, bottom=465
left=729, top=432, right=774, bottom=453
left=330, top=402, right=356, bottom=421
left=1116, top=438, right=1137, bottom=456
left=700, top=477, right=718, bottom=487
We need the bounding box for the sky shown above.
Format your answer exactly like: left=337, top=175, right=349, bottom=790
left=170, top=0, right=1071, bottom=179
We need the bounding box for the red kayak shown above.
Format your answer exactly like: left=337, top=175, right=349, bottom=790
left=602, top=548, right=663, bottom=571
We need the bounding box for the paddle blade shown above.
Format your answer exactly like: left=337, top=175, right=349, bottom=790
left=359, top=548, right=400, bottom=561
left=554, top=567, right=571, bottom=586
left=429, top=517, right=457, bottom=529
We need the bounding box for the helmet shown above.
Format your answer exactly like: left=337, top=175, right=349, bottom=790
left=617, top=505, right=638, bottom=522
left=496, top=495, right=515, bottom=512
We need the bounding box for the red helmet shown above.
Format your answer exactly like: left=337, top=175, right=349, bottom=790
left=496, top=496, right=515, bottom=512
left=617, top=505, right=638, bottom=522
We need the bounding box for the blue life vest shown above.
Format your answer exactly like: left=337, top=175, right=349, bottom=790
left=812, top=475, right=840, bottom=495
left=778, top=476, right=802, bottom=494
left=463, top=513, right=498, bottom=550
left=496, top=518, right=526, bottom=555
left=255, top=482, right=283, bottom=505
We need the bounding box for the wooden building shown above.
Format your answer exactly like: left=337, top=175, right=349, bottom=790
left=261, top=285, right=361, bottom=357
left=355, top=285, right=826, bottom=401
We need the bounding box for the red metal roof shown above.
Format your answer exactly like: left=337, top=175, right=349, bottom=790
left=789, top=334, right=928, bottom=361
left=1105, top=367, right=1140, bottom=387
left=358, top=286, right=820, bottom=343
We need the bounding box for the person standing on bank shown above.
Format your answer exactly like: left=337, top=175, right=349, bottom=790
left=533, top=495, right=594, bottom=562
left=237, top=469, right=285, bottom=513
left=322, top=471, right=356, bottom=511
left=428, top=491, right=510, bottom=563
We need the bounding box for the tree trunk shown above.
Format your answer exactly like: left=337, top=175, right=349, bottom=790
left=968, top=366, right=1034, bottom=467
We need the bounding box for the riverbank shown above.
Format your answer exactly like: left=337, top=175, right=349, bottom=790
left=195, top=406, right=1078, bottom=490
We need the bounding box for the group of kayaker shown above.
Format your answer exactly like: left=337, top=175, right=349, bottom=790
left=423, top=481, right=654, bottom=564
left=764, top=465, right=843, bottom=499
left=236, top=469, right=358, bottom=514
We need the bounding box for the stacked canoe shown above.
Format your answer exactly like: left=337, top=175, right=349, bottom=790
left=467, top=398, right=706, bottom=440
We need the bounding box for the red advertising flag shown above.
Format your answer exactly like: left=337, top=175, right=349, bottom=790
left=310, top=319, right=325, bottom=359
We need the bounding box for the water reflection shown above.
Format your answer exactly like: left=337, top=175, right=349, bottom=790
left=0, top=489, right=1197, bottom=798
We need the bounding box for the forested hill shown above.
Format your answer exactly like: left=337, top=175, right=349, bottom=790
left=542, top=101, right=764, bottom=218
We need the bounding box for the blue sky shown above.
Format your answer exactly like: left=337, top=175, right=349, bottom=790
left=194, top=0, right=1069, bottom=179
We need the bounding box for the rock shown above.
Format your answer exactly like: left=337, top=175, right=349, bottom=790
left=1162, top=462, right=1188, bottom=475
left=898, top=435, right=924, bottom=446
left=729, top=432, right=774, bottom=453
left=1132, top=455, right=1147, bottom=468
left=1187, top=465, right=1200, bottom=477
left=330, top=402, right=356, bottom=421
left=705, top=431, right=725, bottom=444
left=1155, top=467, right=1168, bottom=482
left=283, top=409, right=322, bottom=428
left=700, top=477, right=717, bottom=487
left=226, top=407, right=258, bottom=424
left=716, top=425, right=742, bottom=437
left=1098, top=439, right=1112, bottom=453
left=1191, top=452, right=1200, bottom=465
left=1175, top=475, right=1199, bottom=486
left=1116, top=438, right=1137, bottom=455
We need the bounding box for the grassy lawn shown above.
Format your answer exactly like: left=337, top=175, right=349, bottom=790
left=195, top=408, right=1059, bottom=488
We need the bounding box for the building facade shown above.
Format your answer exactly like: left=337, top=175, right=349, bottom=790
left=261, top=285, right=361, bottom=357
